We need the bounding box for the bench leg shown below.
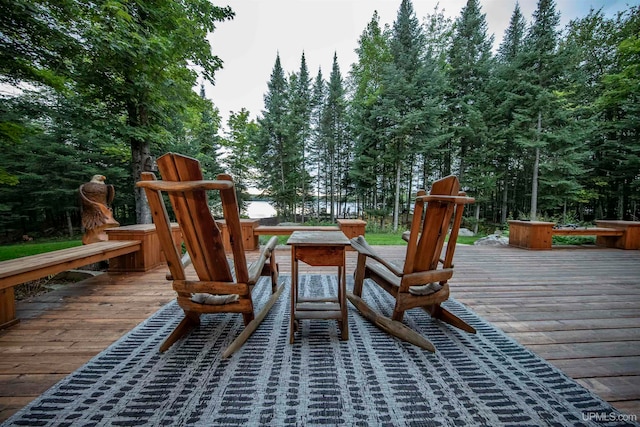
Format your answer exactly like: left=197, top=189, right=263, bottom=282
left=0, top=288, right=19, bottom=329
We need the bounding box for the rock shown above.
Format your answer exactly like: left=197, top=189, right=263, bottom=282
left=458, top=228, right=475, bottom=237
left=473, top=234, right=509, bottom=246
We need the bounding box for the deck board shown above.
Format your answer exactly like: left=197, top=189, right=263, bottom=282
left=0, top=244, right=638, bottom=421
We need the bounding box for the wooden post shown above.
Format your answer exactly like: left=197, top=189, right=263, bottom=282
left=0, top=288, right=18, bottom=329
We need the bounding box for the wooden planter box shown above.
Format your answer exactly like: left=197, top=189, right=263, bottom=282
left=107, top=223, right=181, bottom=271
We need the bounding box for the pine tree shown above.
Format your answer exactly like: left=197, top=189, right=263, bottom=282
left=490, top=3, right=528, bottom=223
left=349, top=11, right=392, bottom=222
left=517, top=0, right=563, bottom=220
left=308, top=68, right=326, bottom=218
left=318, top=53, right=348, bottom=221
left=593, top=7, right=640, bottom=219
left=288, top=53, right=313, bottom=220
left=222, top=108, right=258, bottom=213
left=379, top=0, right=435, bottom=230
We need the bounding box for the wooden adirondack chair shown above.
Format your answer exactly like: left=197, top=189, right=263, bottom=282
left=348, top=175, right=475, bottom=352
left=136, top=153, right=283, bottom=357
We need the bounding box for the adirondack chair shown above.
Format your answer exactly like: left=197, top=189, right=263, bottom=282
left=348, top=175, right=475, bottom=352
left=136, top=153, right=283, bottom=357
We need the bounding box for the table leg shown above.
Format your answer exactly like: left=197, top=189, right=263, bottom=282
left=339, top=261, right=348, bottom=340
left=290, top=248, right=297, bottom=344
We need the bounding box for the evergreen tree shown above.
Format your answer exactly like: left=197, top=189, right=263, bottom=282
left=318, top=53, right=348, bottom=221
left=349, top=11, right=392, bottom=223
left=255, top=54, right=298, bottom=218
left=516, top=0, right=569, bottom=220
left=378, top=0, right=434, bottom=230
left=288, top=53, right=313, bottom=220
left=594, top=7, right=640, bottom=219
left=222, top=108, right=258, bottom=213
left=445, top=0, right=494, bottom=231
left=309, top=68, right=326, bottom=218
left=490, top=3, right=528, bottom=223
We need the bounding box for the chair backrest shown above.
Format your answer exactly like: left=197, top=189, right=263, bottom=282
left=139, top=153, right=248, bottom=284
left=403, top=176, right=467, bottom=274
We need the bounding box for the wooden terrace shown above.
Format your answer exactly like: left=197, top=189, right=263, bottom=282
left=0, top=244, right=639, bottom=421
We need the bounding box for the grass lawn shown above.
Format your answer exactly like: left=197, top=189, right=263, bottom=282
left=0, top=232, right=483, bottom=263
left=262, top=232, right=482, bottom=247
left=0, top=240, right=82, bottom=261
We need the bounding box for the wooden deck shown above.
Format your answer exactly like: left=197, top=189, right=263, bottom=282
left=0, top=244, right=638, bottom=421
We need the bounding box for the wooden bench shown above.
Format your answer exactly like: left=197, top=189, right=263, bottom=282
left=0, top=223, right=182, bottom=329
left=217, top=219, right=367, bottom=251
left=508, top=220, right=640, bottom=250
left=0, top=240, right=140, bottom=329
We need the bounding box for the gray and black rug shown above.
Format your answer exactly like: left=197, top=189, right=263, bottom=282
left=3, top=275, right=637, bottom=427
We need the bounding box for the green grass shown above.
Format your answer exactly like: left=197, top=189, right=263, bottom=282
left=0, top=230, right=482, bottom=263
left=259, top=231, right=482, bottom=247
left=0, top=240, right=82, bottom=261
left=552, top=235, right=596, bottom=245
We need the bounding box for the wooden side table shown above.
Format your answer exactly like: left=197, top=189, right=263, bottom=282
left=287, top=231, right=351, bottom=343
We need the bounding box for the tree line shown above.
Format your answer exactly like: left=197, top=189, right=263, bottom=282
left=253, top=0, right=639, bottom=232
left=1, top=0, right=638, bottom=242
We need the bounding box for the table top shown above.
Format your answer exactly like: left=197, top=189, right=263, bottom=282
left=287, top=230, right=350, bottom=246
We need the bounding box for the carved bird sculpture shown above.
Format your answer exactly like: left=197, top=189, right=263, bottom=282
left=79, top=175, right=119, bottom=244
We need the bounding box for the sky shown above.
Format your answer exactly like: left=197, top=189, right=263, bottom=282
left=206, top=0, right=638, bottom=128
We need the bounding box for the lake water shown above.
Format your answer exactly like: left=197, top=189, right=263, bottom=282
left=245, top=200, right=360, bottom=219
left=245, top=201, right=277, bottom=218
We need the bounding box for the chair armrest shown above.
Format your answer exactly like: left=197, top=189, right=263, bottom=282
left=247, top=236, right=279, bottom=285
left=417, top=194, right=475, bottom=204
left=350, top=236, right=404, bottom=277
left=137, top=179, right=234, bottom=192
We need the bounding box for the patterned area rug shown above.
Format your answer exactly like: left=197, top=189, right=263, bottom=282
left=3, top=275, right=637, bottom=427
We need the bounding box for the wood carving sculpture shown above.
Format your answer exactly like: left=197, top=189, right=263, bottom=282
left=79, top=174, right=119, bottom=244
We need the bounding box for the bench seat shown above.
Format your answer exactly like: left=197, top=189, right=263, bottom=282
left=0, top=240, right=140, bottom=329
left=0, top=240, right=140, bottom=290
left=551, top=227, right=624, bottom=237
left=508, top=220, right=640, bottom=250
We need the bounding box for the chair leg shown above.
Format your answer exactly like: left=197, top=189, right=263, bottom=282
left=391, top=307, right=405, bottom=322
left=160, top=312, right=200, bottom=352
left=270, top=257, right=279, bottom=293
left=427, top=304, right=476, bottom=334
left=242, top=312, right=255, bottom=326
left=353, top=253, right=367, bottom=297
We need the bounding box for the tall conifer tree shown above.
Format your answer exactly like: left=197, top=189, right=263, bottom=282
left=380, top=0, right=434, bottom=230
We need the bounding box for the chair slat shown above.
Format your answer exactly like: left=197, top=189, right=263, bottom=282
left=157, top=154, right=232, bottom=282
left=140, top=172, right=186, bottom=281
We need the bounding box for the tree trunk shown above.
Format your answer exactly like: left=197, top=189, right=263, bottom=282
left=393, top=161, right=401, bottom=232
left=530, top=112, right=541, bottom=221
left=131, top=139, right=152, bottom=224
left=617, top=182, right=624, bottom=220
left=501, top=179, right=508, bottom=224
left=474, top=204, right=480, bottom=234
left=66, top=210, right=73, bottom=237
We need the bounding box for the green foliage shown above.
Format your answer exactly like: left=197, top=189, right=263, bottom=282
left=0, top=240, right=82, bottom=261
left=552, top=235, right=596, bottom=246
left=1, top=0, right=639, bottom=239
